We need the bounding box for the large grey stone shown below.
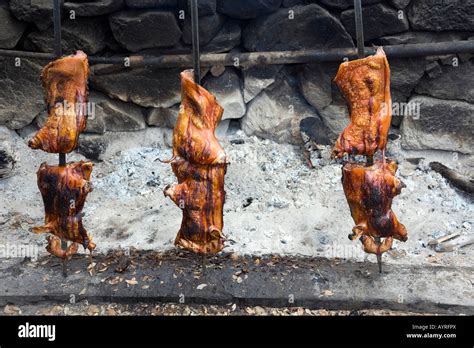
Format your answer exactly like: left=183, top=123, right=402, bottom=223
left=318, top=0, right=380, bottom=10
left=0, top=7, right=27, bottom=49
left=400, top=95, right=474, bottom=154
left=299, top=117, right=332, bottom=146
left=182, top=13, right=224, bottom=46
left=415, top=62, right=474, bottom=104
left=243, top=65, right=283, bottom=103
left=0, top=126, right=16, bottom=179
left=341, top=3, right=409, bottom=42
left=0, top=58, right=44, bottom=130
left=26, top=17, right=108, bottom=55
left=109, top=10, right=182, bottom=52
left=203, top=68, right=246, bottom=120
left=178, top=0, right=216, bottom=16
left=408, top=0, right=474, bottom=31
left=202, top=20, right=241, bottom=53
left=125, top=0, right=177, bottom=8
left=90, top=92, right=146, bottom=132
left=298, top=62, right=339, bottom=113
left=217, top=0, right=281, bottom=19
left=64, top=0, right=125, bottom=16
left=243, top=4, right=354, bottom=52
left=242, top=73, right=319, bottom=144
left=282, top=0, right=304, bottom=6
left=390, top=58, right=426, bottom=102
left=9, top=0, right=54, bottom=30
left=91, top=67, right=182, bottom=108
left=390, top=0, right=411, bottom=9
left=375, top=31, right=471, bottom=46
left=146, top=105, right=179, bottom=128
left=317, top=101, right=349, bottom=138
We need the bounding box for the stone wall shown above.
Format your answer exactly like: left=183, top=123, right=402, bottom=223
left=0, top=0, right=473, bottom=155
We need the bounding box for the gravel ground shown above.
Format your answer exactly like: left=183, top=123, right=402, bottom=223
left=0, top=126, right=472, bottom=269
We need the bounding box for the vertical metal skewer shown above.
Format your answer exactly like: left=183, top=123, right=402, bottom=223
left=354, top=0, right=382, bottom=273
left=190, top=0, right=201, bottom=84
left=354, top=0, right=365, bottom=59
left=375, top=237, right=383, bottom=273
left=54, top=0, right=69, bottom=277
left=189, top=0, right=206, bottom=274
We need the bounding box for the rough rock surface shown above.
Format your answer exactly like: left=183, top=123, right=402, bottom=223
left=298, top=62, right=338, bottom=113
left=299, top=117, right=332, bottom=146
left=242, top=72, right=318, bottom=144
left=0, top=7, right=27, bottom=49
left=109, top=10, right=182, bottom=52
left=125, top=0, right=177, bottom=8
left=375, top=31, right=471, bottom=46
left=217, top=0, right=281, bottom=19
left=202, top=20, right=241, bottom=53
left=408, top=0, right=474, bottom=31
left=26, top=18, right=108, bottom=55
left=178, top=0, right=216, bottom=16
left=203, top=68, right=246, bottom=120
left=146, top=106, right=179, bottom=128
left=243, top=4, right=354, bottom=52
left=182, top=13, right=225, bottom=46
left=0, top=126, right=16, bottom=179
left=9, top=0, right=54, bottom=30
left=91, top=67, right=182, bottom=108
left=415, top=62, right=474, bottom=104
left=401, top=95, right=474, bottom=154
left=390, top=0, right=411, bottom=9
left=390, top=58, right=426, bottom=102
left=243, top=65, right=283, bottom=104
left=319, top=0, right=380, bottom=9
left=0, top=58, right=44, bottom=130
left=317, top=102, right=349, bottom=138
left=341, top=3, right=409, bottom=41
left=64, top=0, right=125, bottom=16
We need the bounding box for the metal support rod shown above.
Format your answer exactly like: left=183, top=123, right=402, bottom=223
left=354, top=0, right=365, bottom=58
left=190, top=0, right=201, bottom=84
left=54, top=1, right=66, bottom=168
left=1, top=41, right=473, bottom=68
left=53, top=0, right=62, bottom=58
left=54, top=0, right=68, bottom=277
left=61, top=241, right=68, bottom=277
left=374, top=237, right=383, bottom=274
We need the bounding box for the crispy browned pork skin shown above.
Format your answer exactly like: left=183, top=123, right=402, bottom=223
left=342, top=160, right=407, bottom=255
left=32, top=161, right=95, bottom=259
left=332, top=47, right=391, bottom=160
left=164, top=70, right=227, bottom=254
left=29, top=51, right=89, bottom=154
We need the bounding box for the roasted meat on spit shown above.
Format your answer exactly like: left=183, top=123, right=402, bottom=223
left=32, top=161, right=96, bottom=259
left=164, top=70, right=227, bottom=254
left=332, top=47, right=391, bottom=160
left=342, top=159, right=407, bottom=256
left=29, top=51, right=89, bottom=154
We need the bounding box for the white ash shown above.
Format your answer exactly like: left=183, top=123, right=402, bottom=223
left=0, top=127, right=472, bottom=269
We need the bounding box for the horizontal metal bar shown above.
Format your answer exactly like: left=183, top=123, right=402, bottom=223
left=0, top=41, right=472, bottom=69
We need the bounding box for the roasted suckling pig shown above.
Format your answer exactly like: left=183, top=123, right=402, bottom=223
left=29, top=51, right=89, bottom=154
left=32, top=161, right=96, bottom=259
left=332, top=47, right=391, bottom=160
left=342, top=160, right=407, bottom=255
left=164, top=70, right=227, bottom=254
